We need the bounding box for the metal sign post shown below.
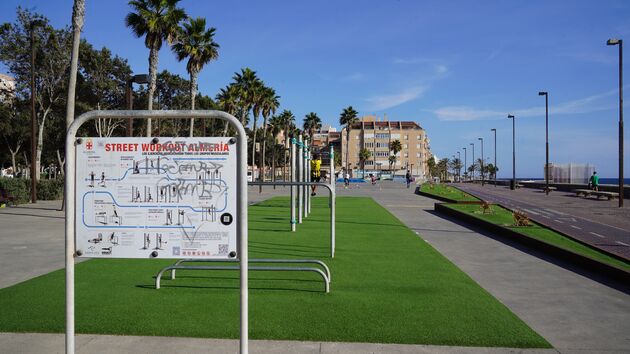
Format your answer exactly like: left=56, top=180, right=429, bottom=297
left=64, top=110, right=248, bottom=354
left=290, top=138, right=296, bottom=231
left=297, top=135, right=303, bottom=224
left=304, top=138, right=309, bottom=219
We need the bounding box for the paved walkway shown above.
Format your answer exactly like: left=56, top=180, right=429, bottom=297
left=0, top=182, right=628, bottom=353
left=455, top=183, right=630, bottom=260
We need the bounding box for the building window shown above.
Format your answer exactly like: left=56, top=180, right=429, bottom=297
left=416, top=153, right=420, bottom=157
left=404, top=153, right=408, bottom=158
left=403, top=144, right=408, bottom=149
left=416, top=144, right=420, bottom=148
left=404, top=135, right=408, bottom=140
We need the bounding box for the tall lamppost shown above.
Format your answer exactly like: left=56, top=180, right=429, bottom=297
left=491, top=128, right=497, bottom=187
left=508, top=114, right=516, bottom=190
left=607, top=38, right=624, bottom=207
left=470, top=143, right=475, bottom=181
left=457, top=151, right=462, bottom=182
left=29, top=19, right=45, bottom=203
left=126, top=74, right=150, bottom=136
left=462, top=147, right=467, bottom=181
left=478, top=137, right=484, bottom=186
left=539, top=91, right=550, bottom=195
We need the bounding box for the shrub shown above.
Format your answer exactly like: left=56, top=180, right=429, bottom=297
left=480, top=201, right=492, bottom=214
left=0, top=177, right=64, bottom=204
left=512, top=209, right=531, bottom=227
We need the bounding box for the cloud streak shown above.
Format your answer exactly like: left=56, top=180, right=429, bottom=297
left=433, top=88, right=624, bottom=121
left=364, top=86, right=427, bottom=111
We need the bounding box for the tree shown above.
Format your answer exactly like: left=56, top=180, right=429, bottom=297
left=259, top=87, right=279, bottom=182
left=216, top=83, right=240, bottom=136
left=0, top=8, right=72, bottom=180
left=276, top=109, right=295, bottom=180
left=78, top=42, right=132, bottom=136
left=171, top=16, right=219, bottom=137
left=303, top=112, right=322, bottom=141
left=65, top=0, right=84, bottom=130
left=388, top=155, right=397, bottom=171
left=486, top=163, right=498, bottom=181
left=359, top=148, right=371, bottom=179
left=449, top=157, right=462, bottom=181
left=426, top=156, right=437, bottom=178
left=339, top=106, right=358, bottom=174
left=438, top=158, right=449, bottom=181
left=389, top=139, right=402, bottom=170
left=230, top=68, right=262, bottom=173
left=0, top=99, right=29, bottom=175
left=126, top=0, right=186, bottom=136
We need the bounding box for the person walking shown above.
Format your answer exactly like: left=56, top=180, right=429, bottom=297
left=310, top=153, right=322, bottom=196
left=590, top=171, right=600, bottom=191
left=344, top=171, right=350, bottom=188
left=405, top=170, right=412, bottom=188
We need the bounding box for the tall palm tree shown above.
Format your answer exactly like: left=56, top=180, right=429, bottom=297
left=277, top=110, right=295, bottom=180
left=171, top=16, right=219, bottom=137
left=339, top=106, right=358, bottom=175
left=303, top=112, right=322, bottom=141
left=216, top=83, right=240, bottom=136
left=359, top=148, right=371, bottom=179
left=247, top=80, right=264, bottom=176
left=126, top=0, right=186, bottom=137
left=260, top=87, right=280, bottom=182
left=389, top=139, right=402, bottom=171
left=269, top=114, right=284, bottom=182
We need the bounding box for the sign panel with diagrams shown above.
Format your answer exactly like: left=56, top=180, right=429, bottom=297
left=75, top=137, right=237, bottom=259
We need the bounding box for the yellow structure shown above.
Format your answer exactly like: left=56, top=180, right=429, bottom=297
left=340, top=115, right=431, bottom=178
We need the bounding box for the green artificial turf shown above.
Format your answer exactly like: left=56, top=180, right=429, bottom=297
left=444, top=203, right=630, bottom=271
left=0, top=197, right=550, bottom=348
left=420, top=183, right=479, bottom=202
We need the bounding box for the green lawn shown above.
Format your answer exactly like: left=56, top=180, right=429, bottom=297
left=444, top=203, right=630, bottom=271
left=0, top=197, right=549, bottom=348
left=420, top=183, right=480, bottom=202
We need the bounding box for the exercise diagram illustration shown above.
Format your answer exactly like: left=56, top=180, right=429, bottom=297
left=75, top=138, right=237, bottom=259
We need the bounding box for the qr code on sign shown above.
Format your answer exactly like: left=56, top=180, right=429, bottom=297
left=218, top=244, right=228, bottom=255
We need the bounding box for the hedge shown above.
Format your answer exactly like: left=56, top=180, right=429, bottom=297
left=0, top=177, right=64, bottom=204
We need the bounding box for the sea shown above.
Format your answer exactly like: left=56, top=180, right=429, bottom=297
left=498, top=178, right=630, bottom=185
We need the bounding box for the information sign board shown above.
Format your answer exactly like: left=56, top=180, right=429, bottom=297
left=75, top=137, right=237, bottom=259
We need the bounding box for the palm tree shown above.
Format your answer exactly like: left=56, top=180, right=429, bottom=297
left=388, top=155, right=397, bottom=171
left=259, top=87, right=280, bottom=183
left=359, top=148, right=371, bottom=179
left=303, top=112, right=322, bottom=141
left=339, top=106, right=358, bottom=175
left=126, top=0, right=186, bottom=137
left=277, top=110, right=295, bottom=180
left=389, top=139, right=402, bottom=171
left=171, top=16, right=219, bottom=137
left=269, top=114, right=284, bottom=182
left=216, top=84, right=239, bottom=136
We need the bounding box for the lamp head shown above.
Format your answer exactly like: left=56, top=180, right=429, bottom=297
left=478, top=137, right=483, bottom=141
left=507, top=114, right=514, bottom=119
left=607, top=38, right=620, bottom=45
left=491, top=128, right=496, bottom=132
left=538, top=91, right=547, bottom=96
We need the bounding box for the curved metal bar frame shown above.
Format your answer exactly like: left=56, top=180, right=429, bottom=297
left=64, top=110, right=248, bottom=354
left=247, top=181, right=336, bottom=258
left=155, top=265, right=330, bottom=293
left=166, top=258, right=331, bottom=282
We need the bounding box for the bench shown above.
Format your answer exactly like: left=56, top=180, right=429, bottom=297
left=593, top=191, right=619, bottom=200
left=0, top=188, right=16, bottom=206
left=574, top=189, right=619, bottom=200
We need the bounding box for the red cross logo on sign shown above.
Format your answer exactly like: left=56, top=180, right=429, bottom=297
left=85, top=139, right=93, bottom=151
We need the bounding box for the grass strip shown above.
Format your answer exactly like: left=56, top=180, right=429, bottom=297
left=419, top=183, right=480, bottom=202
left=0, top=197, right=549, bottom=348
left=444, top=203, right=630, bottom=271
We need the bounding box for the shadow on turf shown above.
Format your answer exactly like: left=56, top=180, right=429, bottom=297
left=250, top=241, right=328, bottom=250
left=428, top=209, right=630, bottom=295
left=0, top=211, right=64, bottom=220
left=138, top=276, right=326, bottom=293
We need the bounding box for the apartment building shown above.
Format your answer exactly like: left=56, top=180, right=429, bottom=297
left=341, top=115, right=431, bottom=178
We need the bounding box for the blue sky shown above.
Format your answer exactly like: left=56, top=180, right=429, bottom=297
left=1, top=0, right=628, bottom=178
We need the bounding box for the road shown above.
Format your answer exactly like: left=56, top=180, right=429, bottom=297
left=456, top=183, right=630, bottom=261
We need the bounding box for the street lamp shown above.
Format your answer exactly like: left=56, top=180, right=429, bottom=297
left=126, top=74, right=150, bottom=136
left=508, top=114, right=516, bottom=190
left=607, top=38, right=624, bottom=207
left=478, top=137, right=484, bottom=186
left=539, top=91, right=550, bottom=195
left=470, top=143, right=475, bottom=181
left=491, top=128, right=497, bottom=187
left=29, top=19, right=45, bottom=203
left=457, top=151, right=461, bottom=182
left=462, top=147, right=467, bottom=181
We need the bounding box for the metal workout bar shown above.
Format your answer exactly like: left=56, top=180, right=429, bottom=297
left=155, top=258, right=331, bottom=293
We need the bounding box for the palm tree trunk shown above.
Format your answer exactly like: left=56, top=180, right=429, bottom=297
left=189, top=70, right=198, bottom=137
left=261, top=115, right=269, bottom=182
left=250, top=114, right=258, bottom=179
left=146, top=45, right=159, bottom=137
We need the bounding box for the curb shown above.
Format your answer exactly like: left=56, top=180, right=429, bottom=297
left=415, top=187, right=482, bottom=204
left=434, top=203, right=630, bottom=284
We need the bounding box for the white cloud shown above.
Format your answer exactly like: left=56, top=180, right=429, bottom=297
left=433, top=88, right=624, bottom=121
left=434, top=64, right=448, bottom=75
left=364, top=86, right=426, bottom=111
left=393, top=57, right=433, bottom=64
left=340, top=72, right=364, bottom=81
